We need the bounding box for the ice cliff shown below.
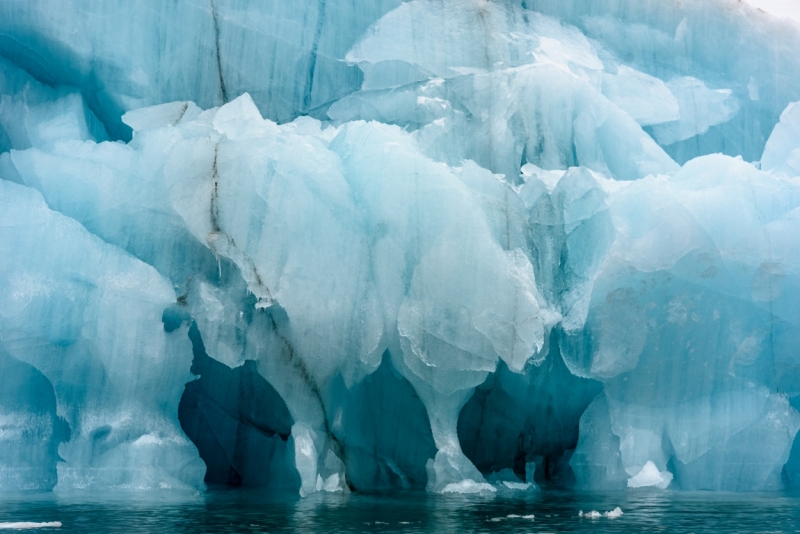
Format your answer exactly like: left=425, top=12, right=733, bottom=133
left=1, top=0, right=800, bottom=494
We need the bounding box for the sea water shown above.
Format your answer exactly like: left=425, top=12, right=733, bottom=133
left=1, top=490, right=800, bottom=533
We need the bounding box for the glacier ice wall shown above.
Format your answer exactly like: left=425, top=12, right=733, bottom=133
left=1, top=0, right=800, bottom=494
left=0, top=0, right=403, bottom=140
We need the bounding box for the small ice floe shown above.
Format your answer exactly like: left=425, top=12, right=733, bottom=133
left=315, top=472, right=344, bottom=492
left=522, top=514, right=535, bottom=520
left=506, top=514, right=521, bottom=518
left=486, top=468, right=537, bottom=491
left=501, top=481, right=532, bottom=490
left=627, top=460, right=673, bottom=489
left=0, top=523, right=62, bottom=529
left=579, top=508, right=624, bottom=520
left=441, top=479, right=496, bottom=493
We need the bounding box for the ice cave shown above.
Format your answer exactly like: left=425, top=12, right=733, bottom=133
left=1, top=0, right=800, bottom=499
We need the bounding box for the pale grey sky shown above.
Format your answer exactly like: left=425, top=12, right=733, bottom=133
left=744, top=0, right=800, bottom=23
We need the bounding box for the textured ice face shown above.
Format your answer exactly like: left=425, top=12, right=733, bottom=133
left=0, top=181, right=203, bottom=491
left=0, top=56, right=108, bottom=152
left=0, top=0, right=405, bottom=139
left=1, top=0, right=800, bottom=495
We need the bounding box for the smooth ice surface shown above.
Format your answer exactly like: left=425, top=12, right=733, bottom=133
left=1, top=0, right=800, bottom=496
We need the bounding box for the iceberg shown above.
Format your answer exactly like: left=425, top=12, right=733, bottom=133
left=1, top=0, right=800, bottom=495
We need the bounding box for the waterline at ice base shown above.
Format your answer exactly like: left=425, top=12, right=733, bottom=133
left=2, top=0, right=800, bottom=501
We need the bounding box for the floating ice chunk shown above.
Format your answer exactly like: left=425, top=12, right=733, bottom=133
left=650, top=77, right=740, bottom=145
left=486, top=468, right=521, bottom=483
left=579, top=510, right=602, bottom=519
left=522, top=515, right=535, bottom=520
left=441, top=479, right=497, bottom=494
left=316, top=473, right=344, bottom=493
left=486, top=468, right=537, bottom=491
left=604, top=507, right=624, bottom=519
left=0, top=523, right=61, bottom=530
left=424, top=439, right=494, bottom=494
left=627, top=461, right=673, bottom=489
left=502, top=482, right=533, bottom=490
left=617, top=426, right=669, bottom=482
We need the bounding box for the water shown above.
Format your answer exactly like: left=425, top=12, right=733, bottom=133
left=1, top=489, right=800, bottom=533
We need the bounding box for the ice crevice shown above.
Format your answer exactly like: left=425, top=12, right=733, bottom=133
left=209, top=0, right=229, bottom=105
left=2, top=0, right=800, bottom=495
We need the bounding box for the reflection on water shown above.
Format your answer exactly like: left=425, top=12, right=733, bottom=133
left=0, top=488, right=799, bottom=533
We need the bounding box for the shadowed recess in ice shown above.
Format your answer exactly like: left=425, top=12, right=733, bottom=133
left=1, top=0, right=800, bottom=496
left=176, top=318, right=300, bottom=490
left=326, top=352, right=438, bottom=492
left=458, top=334, right=602, bottom=488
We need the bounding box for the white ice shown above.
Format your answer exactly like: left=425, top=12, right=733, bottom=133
left=627, top=461, right=673, bottom=489
left=0, top=523, right=62, bottom=530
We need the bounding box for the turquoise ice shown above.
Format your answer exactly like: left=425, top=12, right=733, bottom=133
left=1, top=0, right=800, bottom=494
